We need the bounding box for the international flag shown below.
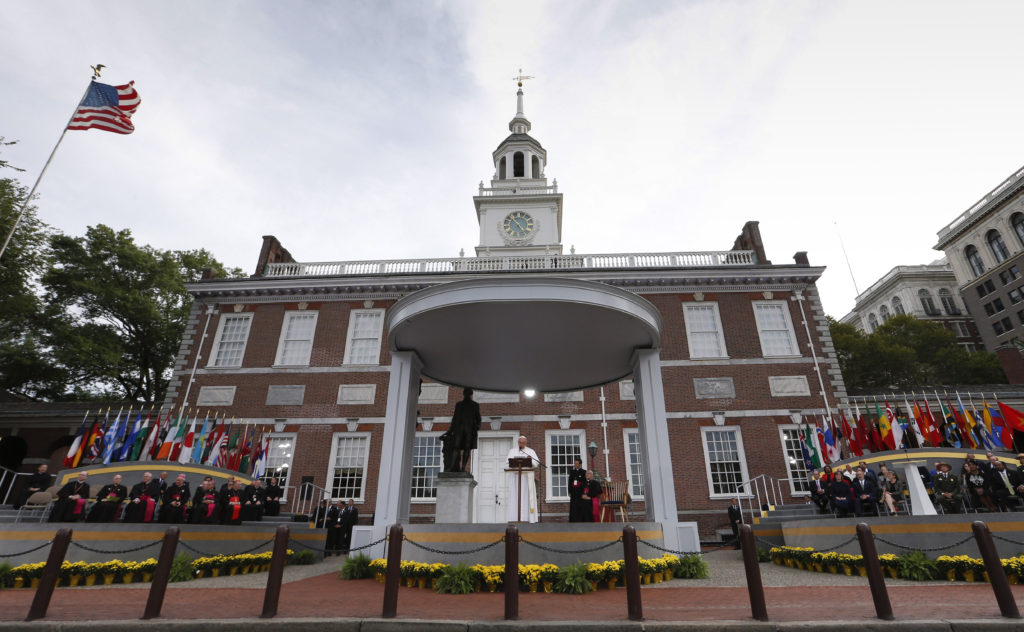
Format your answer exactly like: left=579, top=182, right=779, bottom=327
left=951, top=394, right=976, bottom=449
left=916, top=400, right=942, bottom=447
left=823, top=425, right=841, bottom=463
left=149, top=408, right=173, bottom=460
left=177, top=413, right=199, bottom=464
left=117, top=409, right=144, bottom=461
left=799, top=429, right=815, bottom=470
left=842, top=410, right=862, bottom=457
left=68, top=81, right=140, bottom=134
left=85, top=410, right=109, bottom=462
left=903, top=396, right=927, bottom=447
left=998, top=400, right=1024, bottom=435
left=63, top=412, right=90, bottom=468
left=157, top=409, right=184, bottom=461
left=885, top=401, right=903, bottom=449
left=986, top=400, right=1014, bottom=451
left=803, top=423, right=821, bottom=469
left=101, top=409, right=125, bottom=464
left=935, top=395, right=961, bottom=448
left=875, top=402, right=894, bottom=450
left=207, top=426, right=229, bottom=467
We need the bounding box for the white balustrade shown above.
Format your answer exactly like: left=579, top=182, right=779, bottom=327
left=263, top=249, right=758, bottom=278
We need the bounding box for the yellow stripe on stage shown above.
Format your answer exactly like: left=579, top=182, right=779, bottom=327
left=784, top=521, right=1024, bottom=536
left=59, top=464, right=252, bottom=486
left=403, top=529, right=662, bottom=543
left=0, top=530, right=324, bottom=542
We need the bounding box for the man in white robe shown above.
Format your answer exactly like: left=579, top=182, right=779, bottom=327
left=505, top=436, right=540, bottom=523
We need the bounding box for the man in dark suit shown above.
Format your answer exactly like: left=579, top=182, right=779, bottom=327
left=324, top=501, right=342, bottom=556
left=339, top=499, right=359, bottom=553
left=986, top=460, right=1024, bottom=510
left=14, top=464, right=51, bottom=509
left=852, top=467, right=879, bottom=516
left=829, top=477, right=854, bottom=517
left=727, top=498, right=742, bottom=549
left=809, top=470, right=830, bottom=514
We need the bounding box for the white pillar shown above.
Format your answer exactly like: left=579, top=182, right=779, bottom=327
left=524, top=150, right=532, bottom=179
left=506, top=151, right=515, bottom=179
left=632, top=348, right=683, bottom=551
left=369, top=351, right=422, bottom=554
left=901, top=461, right=937, bottom=515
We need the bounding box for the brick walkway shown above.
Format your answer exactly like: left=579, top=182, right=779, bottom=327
left=1, top=571, right=1022, bottom=623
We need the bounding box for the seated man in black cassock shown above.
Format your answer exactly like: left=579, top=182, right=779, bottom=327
left=14, top=464, right=51, bottom=509
left=220, top=479, right=245, bottom=525
left=263, top=477, right=283, bottom=517
left=190, top=477, right=220, bottom=524
left=161, top=474, right=191, bottom=524
left=124, top=472, right=162, bottom=523
left=87, top=474, right=127, bottom=522
left=241, top=479, right=265, bottom=522
left=50, top=471, right=91, bottom=522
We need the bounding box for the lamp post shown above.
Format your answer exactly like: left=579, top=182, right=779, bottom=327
left=588, top=441, right=602, bottom=481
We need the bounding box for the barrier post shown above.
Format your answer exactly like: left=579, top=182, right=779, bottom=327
left=141, top=527, right=181, bottom=620
left=26, top=528, right=72, bottom=622
left=972, top=521, right=1021, bottom=619
left=622, top=525, right=643, bottom=621
left=855, top=523, right=893, bottom=620
left=381, top=524, right=404, bottom=618
left=504, top=524, right=519, bottom=620
left=739, top=524, right=768, bottom=621
left=261, top=525, right=291, bottom=618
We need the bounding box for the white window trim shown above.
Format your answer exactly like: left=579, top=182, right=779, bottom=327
left=273, top=310, right=319, bottom=367
left=682, top=302, right=729, bottom=359
left=342, top=308, right=386, bottom=365
left=621, top=428, right=645, bottom=501
left=777, top=425, right=811, bottom=497
left=410, top=431, right=443, bottom=504
left=544, top=429, right=587, bottom=503
left=752, top=300, right=801, bottom=357
left=325, top=431, right=371, bottom=503
left=265, top=432, right=297, bottom=502
left=699, top=426, right=751, bottom=499
left=207, top=313, right=253, bottom=368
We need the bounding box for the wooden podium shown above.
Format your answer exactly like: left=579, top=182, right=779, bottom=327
left=506, top=456, right=534, bottom=523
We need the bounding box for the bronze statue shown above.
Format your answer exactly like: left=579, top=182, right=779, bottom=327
left=440, top=388, right=481, bottom=473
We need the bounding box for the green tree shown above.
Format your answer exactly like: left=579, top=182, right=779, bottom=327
left=41, top=224, right=242, bottom=404
left=0, top=139, right=63, bottom=399
left=829, top=314, right=1006, bottom=392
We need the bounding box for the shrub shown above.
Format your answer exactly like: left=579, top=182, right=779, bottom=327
left=0, top=562, right=11, bottom=588
left=340, top=553, right=371, bottom=579
left=291, top=550, right=316, bottom=566
left=897, top=551, right=937, bottom=581
left=555, top=561, right=592, bottom=594
left=434, top=563, right=477, bottom=594
left=675, top=554, right=709, bottom=579
left=756, top=546, right=772, bottom=563
left=168, top=553, right=194, bottom=583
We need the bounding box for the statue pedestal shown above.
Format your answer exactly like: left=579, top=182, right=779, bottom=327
left=435, top=472, right=477, bottom=523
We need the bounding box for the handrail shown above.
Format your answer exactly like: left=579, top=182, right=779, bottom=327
left=293, top=481, right=330, bottom=519
left=0, top=467, right=31, bottom=506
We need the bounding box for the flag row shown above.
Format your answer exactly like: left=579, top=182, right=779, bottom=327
left=61, top=408, right=271, bottom=478
left=798, top=392, right=1024, bottom=470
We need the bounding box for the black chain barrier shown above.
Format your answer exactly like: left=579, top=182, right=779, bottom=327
left=70, top=539, right=163, bottom=555
left=873, top=533, right=975, bottom=552
left=753, top=534, right=858, bottom=553
left=402, top=535, right=504, bottom=556
left=0, top=540, right=53, bottom=558
left=179, top=537, right=275, bottom=559
left=521, top=536, right=622, bottom=555
left=635, top=536, right=723, bottom=557
left=992, top=533, right=1024, bottom=549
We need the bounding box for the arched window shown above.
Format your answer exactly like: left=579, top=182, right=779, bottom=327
left=988, top=229, right=1009, bottom=263
left=965, top=245, right=985, bottom=277
left=1013, top=213, right=1024, bottom=248
left=939, top=288, right=959, bottom=315
left=868, top=313, right=879, bottom=332
left=531, top=155, right=541, bottom=178
left=892, top=296, right=905, bottom=315
left=919, top=289, right=938, bottom=315
left=498, top=156, right=506, bottom=179
left=879, top=304, right=891, bottom=321
left=513, top=151, right=524, bottom=177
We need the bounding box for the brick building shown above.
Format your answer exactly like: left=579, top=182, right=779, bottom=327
left=163, top=86, right=848, bottom=539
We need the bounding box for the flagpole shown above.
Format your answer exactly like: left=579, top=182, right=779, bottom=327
left=0, top=74, right=98, bottom=263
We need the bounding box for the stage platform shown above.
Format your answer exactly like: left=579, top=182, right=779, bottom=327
left=0, top=521, right=326, bottom=566
left=753, top=511, right=1024, bottom=556
left=368, top=522, right=680, bottom=566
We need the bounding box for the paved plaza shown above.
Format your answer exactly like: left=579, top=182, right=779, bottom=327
left=1, top=548, right=1022, bottom=629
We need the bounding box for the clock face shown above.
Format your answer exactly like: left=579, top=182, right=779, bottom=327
left=502, top=211, right=535, bottom=240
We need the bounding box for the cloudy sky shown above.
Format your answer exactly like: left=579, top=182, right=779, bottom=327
left=3, top=1, right=1024, bottom=318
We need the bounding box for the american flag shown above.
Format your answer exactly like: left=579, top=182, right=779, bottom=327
left=68, top=80, right=140, bottom=134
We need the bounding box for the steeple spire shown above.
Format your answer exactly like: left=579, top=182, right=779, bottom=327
left=509, top=68, right=533, bottom=134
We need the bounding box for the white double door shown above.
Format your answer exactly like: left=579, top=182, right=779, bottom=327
left=471, top=434, right=516, bottom=523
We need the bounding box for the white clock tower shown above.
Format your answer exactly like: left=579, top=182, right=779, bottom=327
left=474, top=79, right=563, bottom=257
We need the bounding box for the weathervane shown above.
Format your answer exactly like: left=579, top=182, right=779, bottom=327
left=91, top=64, right=105, bottom=79
left=512, top=68, right=534, bottom=88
